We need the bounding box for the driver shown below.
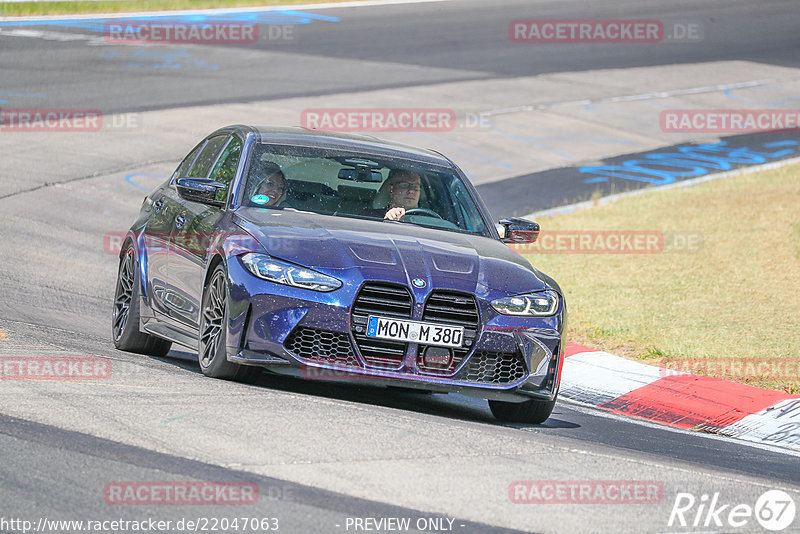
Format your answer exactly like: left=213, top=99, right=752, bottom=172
left=364, top=169, right=422, bottom=220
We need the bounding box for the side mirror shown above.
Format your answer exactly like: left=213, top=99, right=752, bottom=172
left=176, top=178, right=226, bottom=207
left=499, top=217, right=539, bottom=244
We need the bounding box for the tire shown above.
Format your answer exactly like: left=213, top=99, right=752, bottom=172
left=489, top=396, right=556, bottom=424
left=198, top=264, right=259, bottom=382
left=112, top=246, right=172, bottom=357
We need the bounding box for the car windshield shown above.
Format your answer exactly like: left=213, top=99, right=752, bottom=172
left=240, top=143, right=491, bottom=237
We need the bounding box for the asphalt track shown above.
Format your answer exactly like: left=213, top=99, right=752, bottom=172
left=1, top=0, right=799, bottom=533
left=1, top=0, right=798, bottom=112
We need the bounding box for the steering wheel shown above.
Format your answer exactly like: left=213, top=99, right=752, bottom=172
left=402, top=208, right=443, bottom=219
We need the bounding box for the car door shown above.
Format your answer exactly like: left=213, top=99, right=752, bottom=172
left=168, top=134, right=241, bottom=329
left=145, top=140, right=205, bottom=320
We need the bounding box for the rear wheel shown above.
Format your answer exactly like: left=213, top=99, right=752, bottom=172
left=198, top=264, right=259, bottom=382
left=112, top=246, right=172, bottom=356
left=489, top=396, right=556, bottom=424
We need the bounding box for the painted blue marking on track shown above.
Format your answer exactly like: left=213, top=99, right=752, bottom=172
left=0, top=92, right=47, bottom=105
left=579, top=139, right=800, bottom=185
left=761, top=140, right=800, bottom=156
left=0, top=92, right=47, bottom=98
left=271, top=10, right=341, bottom=23
left=125, top=173, right=166, bottom=191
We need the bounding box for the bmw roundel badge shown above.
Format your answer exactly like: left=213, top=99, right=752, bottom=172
left=412, top=278, right=426, bottom=288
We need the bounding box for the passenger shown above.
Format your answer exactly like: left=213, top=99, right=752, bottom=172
left=248, top=161, right=288, bottom=207
left=364, top=169, right=422, bottom=220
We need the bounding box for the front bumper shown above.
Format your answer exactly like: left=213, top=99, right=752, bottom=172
left=225, top=257, right=565, bottom=403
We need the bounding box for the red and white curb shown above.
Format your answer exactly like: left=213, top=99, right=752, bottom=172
left=560, top=342, right=800, bottom=452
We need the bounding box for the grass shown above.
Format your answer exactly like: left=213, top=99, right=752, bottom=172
left=0, top=0, right=348, bottom=17
left=519, top=163, right=800, bottom=393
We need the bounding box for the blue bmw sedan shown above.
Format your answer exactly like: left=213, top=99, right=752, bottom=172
left=113, top=126, right=566, bottom=423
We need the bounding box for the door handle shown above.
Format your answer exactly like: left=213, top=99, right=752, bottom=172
left=154, top=198, right=164, bottom=213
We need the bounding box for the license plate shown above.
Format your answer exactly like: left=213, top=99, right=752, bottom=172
left=366, top=316, right=464, bottom=348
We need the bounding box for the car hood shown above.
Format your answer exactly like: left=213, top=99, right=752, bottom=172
left=233, top=208, right=558, bottom=296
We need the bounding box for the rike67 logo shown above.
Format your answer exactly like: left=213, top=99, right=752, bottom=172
left=668, top=490, right=796, bottom=531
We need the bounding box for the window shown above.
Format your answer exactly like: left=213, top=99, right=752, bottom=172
left=187, top=135, right=229, bottom=178
left=208, top=137, right=243, bottom=204
left=446, top=174, right=488, bottom=235
left=240, top=143, right=491, bottom=237
left=171, top=141, right=205, bottom=182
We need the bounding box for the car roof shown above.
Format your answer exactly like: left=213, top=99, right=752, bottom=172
left=210, top=125, right=455, bottom=168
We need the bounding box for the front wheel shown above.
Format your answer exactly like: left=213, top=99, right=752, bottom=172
left=489, top=396, right=556, bottom=424
left=198, top=264, right=259, bottom=382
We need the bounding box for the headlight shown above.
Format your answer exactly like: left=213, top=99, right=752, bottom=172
left=240, top=253, right=342, bottom=292
left=491, top=290, right=559, bottom=316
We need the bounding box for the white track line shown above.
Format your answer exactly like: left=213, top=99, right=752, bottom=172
left=479, top=79, right=776, bottom=117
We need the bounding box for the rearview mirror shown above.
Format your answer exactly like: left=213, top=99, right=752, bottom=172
left=338, top=166, right=383, bottom=182
left=176, top=177, right=226, bottom=207
left=499, top=217, right=539, bottom=244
